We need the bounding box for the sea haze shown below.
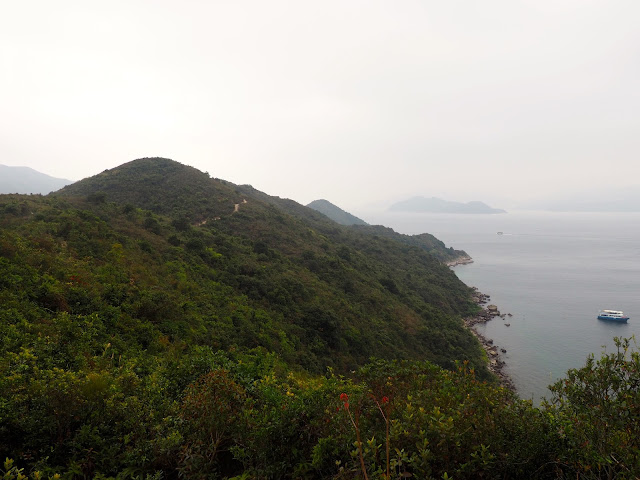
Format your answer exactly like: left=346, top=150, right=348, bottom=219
left=362, top=210, right=640, bottom=404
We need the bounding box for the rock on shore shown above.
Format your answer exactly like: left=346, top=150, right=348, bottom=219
left=464, top=289, right=515, bottom=391
left=446, top=254, right=474, bottom=267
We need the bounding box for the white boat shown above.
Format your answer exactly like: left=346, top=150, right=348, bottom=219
left=597, top=310, right=629, bottom=323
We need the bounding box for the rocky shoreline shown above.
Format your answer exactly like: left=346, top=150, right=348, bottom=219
left=464, top=288, right=516, bottom=392
left=445, top=254, right=474, bottom=267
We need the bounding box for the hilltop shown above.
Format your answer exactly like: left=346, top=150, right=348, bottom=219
left=306, top=199, right=369, bottom=226
left=57, top=158, right=235, bottom=221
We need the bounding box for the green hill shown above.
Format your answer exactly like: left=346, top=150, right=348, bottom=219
left=50, top=158, right=482, bottom=372
left=56, top=157, right=238, bottom=221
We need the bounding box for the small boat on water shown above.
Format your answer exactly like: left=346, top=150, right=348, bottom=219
left=597, top=310, right=629, bottom=323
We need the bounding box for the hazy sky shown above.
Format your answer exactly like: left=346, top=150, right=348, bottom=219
left=2, top=0, right=639, bottom=211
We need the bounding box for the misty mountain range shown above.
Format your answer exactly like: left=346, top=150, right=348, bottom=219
left=3, top=164, right=639, bottom=213
left=0, top=164, right=73, bottom=194
left=523, top=187, right=640, bottom=212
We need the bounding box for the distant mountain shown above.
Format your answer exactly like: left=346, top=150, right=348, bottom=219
left=524, top=187, right=640, bottom=212
left=306, top=199, right=368, bottom=226
left=390, top=196, right=506, bottom=214
left=0, top=164, right=73, bottom=194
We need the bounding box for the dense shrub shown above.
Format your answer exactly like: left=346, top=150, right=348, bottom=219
left=545, top=337, right=640, bottom=479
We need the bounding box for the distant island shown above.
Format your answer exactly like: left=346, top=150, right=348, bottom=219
left=306, top=199, right=369, bottom=226
left=0, top=164, right=73, bottom=194
left=390, top=196, right=507, bottom=214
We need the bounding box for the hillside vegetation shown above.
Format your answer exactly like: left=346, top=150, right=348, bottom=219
left=1, top=158, right=639, bottom=479
left=52, top=158, right=482, bottom=372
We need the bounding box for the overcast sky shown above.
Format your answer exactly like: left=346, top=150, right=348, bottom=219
left=2, top=0, right=639, bottom=211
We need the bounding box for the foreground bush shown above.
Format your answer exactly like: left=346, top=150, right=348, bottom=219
left=545, top=337, right=640, bottom=479
left=4, top=341, right=640, bottom=478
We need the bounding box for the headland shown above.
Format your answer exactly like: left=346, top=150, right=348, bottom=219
left=445, top=254, right=474, bottom=267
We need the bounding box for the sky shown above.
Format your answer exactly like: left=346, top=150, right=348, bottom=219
left=2, top=0, right=639, bottom=212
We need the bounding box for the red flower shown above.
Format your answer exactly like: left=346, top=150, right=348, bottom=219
left=381, top=396, right=389, bottom=404
left=344, top=402, right=349, bottom=410
left=340, top=392, right=348, bottom=402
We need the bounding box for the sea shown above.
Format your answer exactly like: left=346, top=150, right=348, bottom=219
left=361, top=210, right=640, bottom=405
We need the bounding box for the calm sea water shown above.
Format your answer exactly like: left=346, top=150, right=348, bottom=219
left=361, top=210, right=640, bottom=404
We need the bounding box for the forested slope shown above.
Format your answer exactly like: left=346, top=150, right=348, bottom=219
left=53, top=158, right=482, bottom=372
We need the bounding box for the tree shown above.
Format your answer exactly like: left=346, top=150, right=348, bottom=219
left=178, top=369, right=248, bottom=477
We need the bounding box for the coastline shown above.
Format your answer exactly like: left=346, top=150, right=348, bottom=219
left=465, top=288, right=516, bottom=392
left=447, top=255, right=515, bottom=391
